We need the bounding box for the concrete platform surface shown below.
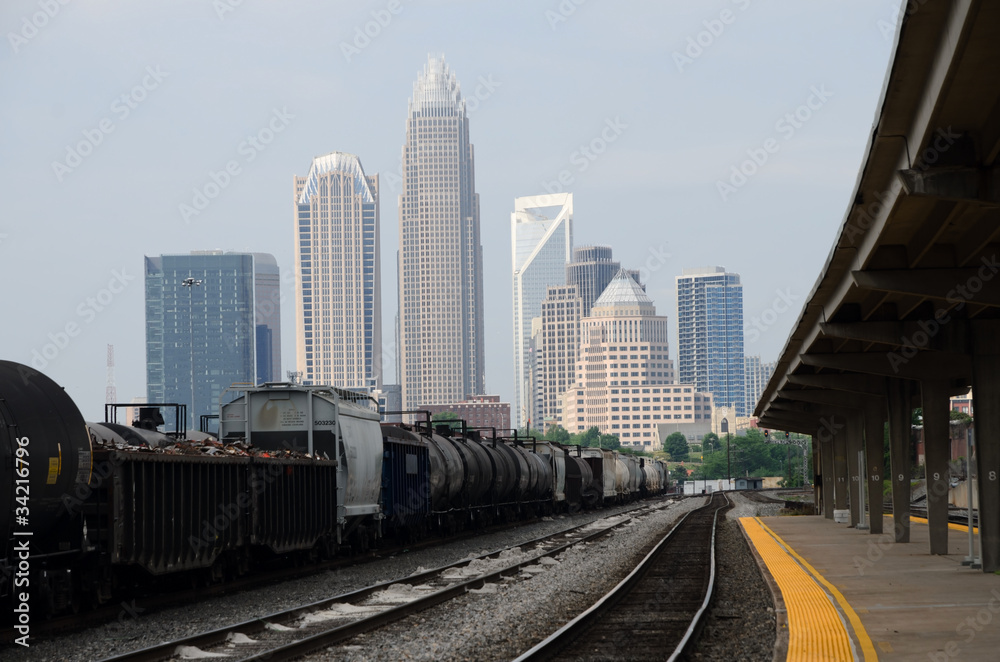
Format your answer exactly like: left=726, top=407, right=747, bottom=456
left=758, top=515, right=1000, bottom=661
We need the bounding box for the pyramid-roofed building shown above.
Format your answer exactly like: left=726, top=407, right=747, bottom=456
left=560, top=271, right=713, bottom=449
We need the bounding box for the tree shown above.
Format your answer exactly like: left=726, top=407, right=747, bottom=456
left=598, top=433, right=621, bottom=450
left=664, top=432, right=689, bottom=461
left=545, top=424, right=571, bottom=444
left=950, top=410, right=972, bottom=426
left=579, top=426, right=602, bottom=448
left=432, top=411, right=459, bottom=421
left=669, top=464, right=688, bottom=485
left=702, top=432, right=720, bottom=452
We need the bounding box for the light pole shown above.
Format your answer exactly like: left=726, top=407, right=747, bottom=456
left=182, top=276, right=203, bottom=432
left=726, top=432, right=732, bottom=485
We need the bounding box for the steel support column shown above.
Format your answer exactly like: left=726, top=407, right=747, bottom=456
left=864, top=397, right=886, bottom=535
left=833, top=418, right=850, bottom=515
left=887, top=378, right=913, bottom=543
left=820, top=427, right=835, bottom=520
left=922, top=380, right=952, bottom=555
left=847, top=412, right=865, bottom=527
left=813, top=436, right=821, bottom=514
left=972, top=326, right=1000, bottom=572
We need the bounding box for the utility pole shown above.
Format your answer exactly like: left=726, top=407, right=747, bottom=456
left=787, top=444, right=792, bottom=485
left=106, top=344, right=116, bottom=405
left=726, top=432, right=731, bottom=485
left=182, top=276, right=203, bottom=431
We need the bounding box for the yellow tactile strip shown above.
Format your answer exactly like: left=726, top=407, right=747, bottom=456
left=885, top=513, right=979, bottom=533
left=740, top=517, right=877, bottom=662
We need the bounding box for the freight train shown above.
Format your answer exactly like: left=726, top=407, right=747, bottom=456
left=0, top=361, right=671, bottom=621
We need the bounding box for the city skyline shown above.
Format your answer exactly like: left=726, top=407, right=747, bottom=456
left=2, top=3, right=897, bottom=419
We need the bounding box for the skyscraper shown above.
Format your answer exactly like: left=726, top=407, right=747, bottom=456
left=536, top=284, right=583, bottom=429
left=676, top=267, right=746, bottom=416
left=744, top=355, right=774, bottom=415
left=253, top=254, right=281, bottom=384
left=561, top=270, right=705, bottom=449
left=293, top=152, right=381, bottom=389
left=145, top=251, right=280, bottom=430
left=566, top=245, right=641, bottom=316
left=399, top=55, right=484, bottom=411
left=511, top=193, right=573, bottom=428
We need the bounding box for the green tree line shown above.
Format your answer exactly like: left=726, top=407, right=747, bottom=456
left=665, top=429, right=812, bottom=487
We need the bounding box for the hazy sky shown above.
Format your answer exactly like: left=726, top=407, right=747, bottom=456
left=1, top=0, right=899, bottom=420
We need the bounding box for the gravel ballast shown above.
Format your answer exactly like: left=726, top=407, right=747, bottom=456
left=688, top=491, right=784, bottom=661
left=311, top=496, right=708, bottom=662
left=4, top=499, right=679, bottom=662
left=5, top=492, right=793, bottom=662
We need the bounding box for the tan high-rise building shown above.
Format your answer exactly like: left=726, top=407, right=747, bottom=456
left=293, top=152, right=381, bottom=389
left=561, top=270, right=714, bottom=449
left=399, top=56, right=484, bottom=412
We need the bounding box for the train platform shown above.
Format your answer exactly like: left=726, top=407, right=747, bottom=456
left=741, top=515, right=1000, bottom=661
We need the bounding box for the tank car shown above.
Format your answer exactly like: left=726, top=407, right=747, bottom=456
left=1, top=361, right=92, bottom=618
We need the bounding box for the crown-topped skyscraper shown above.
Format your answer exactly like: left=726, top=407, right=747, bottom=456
left=399, top=56, right=484, bottom=412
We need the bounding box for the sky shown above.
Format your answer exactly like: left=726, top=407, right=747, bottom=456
left=0, top=0, right=900, bottom=421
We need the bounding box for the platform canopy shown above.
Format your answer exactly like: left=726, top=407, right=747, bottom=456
left=756, top=0, right=1000, bottom=432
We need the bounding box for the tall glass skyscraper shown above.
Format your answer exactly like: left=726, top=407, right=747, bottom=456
left=399, top=55, right=484, bottom=411
left=145, top=251, right=280, bottom=430
left=566, top=246, right=642, bottom=316
left=511, top=193, right=573, bottom=428
left=294, top=152, right=381, bottom=390
left=675, top=267, right=746, bottom=416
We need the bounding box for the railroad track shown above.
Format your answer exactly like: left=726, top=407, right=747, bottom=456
left=19, top=499, right=641, bottom=639
left=513, top=492, right=730, bottom=662
left=94, top=498, right=681, bottom=662
left=890, top=502, right=978, bottom=527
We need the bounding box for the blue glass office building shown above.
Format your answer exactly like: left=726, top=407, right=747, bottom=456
left=676, top=267, right=746, bottom=416
left=145, top=251, right=281, bottom=430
